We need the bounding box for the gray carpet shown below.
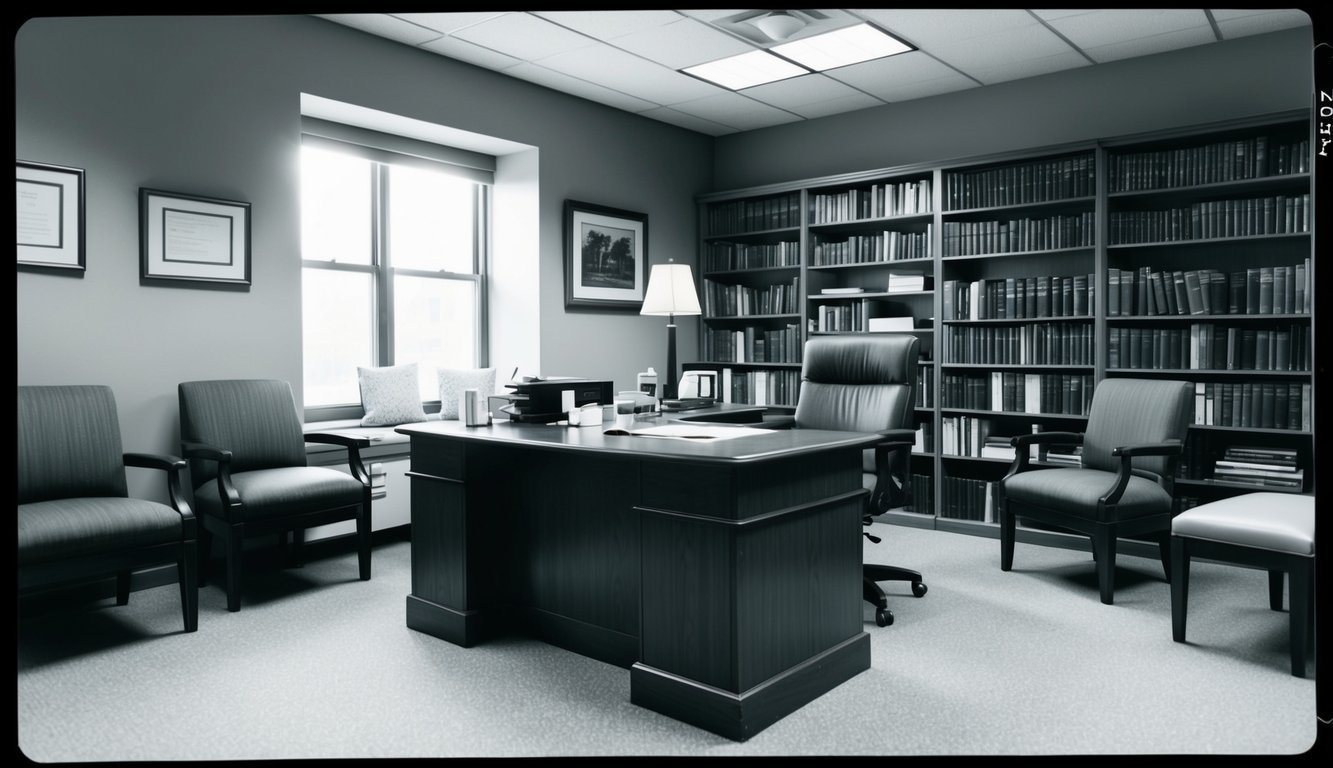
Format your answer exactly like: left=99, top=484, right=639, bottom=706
left=16, top=523, right=1317, bottom=759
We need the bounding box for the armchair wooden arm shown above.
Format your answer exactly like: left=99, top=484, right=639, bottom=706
left=304, top=431, right=373, bottom=486
left=1004, top=431, right=1085, bottom=479
left=181, top=440, right=242, bottom=515
left=1100, top=439, right=1184, bottom=510
left=124, top=452, right=195, bottom=531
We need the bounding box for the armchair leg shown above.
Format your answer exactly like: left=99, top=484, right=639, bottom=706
left=1093, top=527, right=1116, bottom=605
left=999, top=502, right=1016, bottom=572
left=357, top=505, right=372, bottom=581
left=179, top=543, right=198, bottom=633
left=291, top=528, right=305, bottom=569
left=1288, top=558, right=1311, bottom=678
left=1157, top=531, right=1172, bottom=583
left=225, top=523, right=244, bottom=612
left=115, top=571, right=131, bottom=606
left=197, top=525, right=212, bottom=587
left=1171, top=536, right=1189, bottom=642
left=1268, top=569, right=1284, bottom=611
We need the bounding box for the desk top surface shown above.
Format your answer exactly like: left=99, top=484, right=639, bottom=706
left=394, top=417, right=880, bottom=464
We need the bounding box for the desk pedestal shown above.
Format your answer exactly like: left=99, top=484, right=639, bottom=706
left=403, top=427, right=870, bottom=741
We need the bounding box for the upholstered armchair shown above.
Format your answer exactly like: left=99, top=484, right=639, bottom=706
left=18, top=385, right=198, bottom=632
left=769, top=334, right=927, bottom=627
left=177, top=379, right=373, bottom=612
left=999, top=377, right=1193, bottom=604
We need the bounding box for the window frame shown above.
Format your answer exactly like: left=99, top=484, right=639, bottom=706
left=300, top=141, right=491, bottom=423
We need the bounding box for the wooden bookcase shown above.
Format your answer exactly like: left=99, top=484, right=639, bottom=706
left=694, top=110, right=1314, bottom=545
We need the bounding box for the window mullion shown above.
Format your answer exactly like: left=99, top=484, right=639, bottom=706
left=475, top=184, right=490, bottom=368
left=374, top=163, right=393, bottom=367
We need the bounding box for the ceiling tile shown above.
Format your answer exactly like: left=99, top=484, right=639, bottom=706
left=668, top=91, right=803, bottom=131
left=742, top=73, right=868, bottom=110
left=393, top=12, right=508, bottom=35
left=922, top=24, right=1080, bottom=81
left=970, top=50, right=1092, bottom=85
left=418, top=35, right=525, bottom=71
left=503, top=62, right=660, bottom=113
left=786, top=92, right=886, bottom=120
left=824, top=51, right=978, bottom=102
left=318, top=14, right=443, bottom=46
left=677, top=10, right=752, bottom=24
left=1036, top=9, right=1210, bottom=48
left=535, top=44, right=724, bottom=105
left=1214, top=10, right=1312, bottom=39
left=855, top=9, right=1042, bottom=47
left=1080, top=26, right=1218, bottom=64
left=636, top=106, right=740, bottom=136
left=450, top=13, right=597, bottom=61
left=609, top=17, right=756, bottom=69
left=535, top=10, right=682, bottom=39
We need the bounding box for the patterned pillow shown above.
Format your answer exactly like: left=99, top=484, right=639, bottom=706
left=358, top=363, right=428, bottom=426
left=438, top=368, right=497, bottom=420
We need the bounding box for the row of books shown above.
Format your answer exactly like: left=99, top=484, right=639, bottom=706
left=701, top=277, right=800, bottom=317
left=810, top=227, right=932, bottom=265
left=706, top=192, right=801, bottom=236
left=942, top=275, right=1095, bottom=320
left=1106, top=262, right=1310, bottom=317
left=1191, top=381, right=1311, bottom=431
left=944, top=322, right=1095, bottom=365
left=905, top=473, right=934, bottom=515
left=1108, top=194, right=1310, bottom=244
left=941, top=372, right=1095, bottom=416
left=1107, top=324, right=1311, bottom=372
left=809, top=178, right=932, bottom=223
left=716, top=367, right=799, bottom=408
left=702, top=324, right=803, bottom=364
left=1210, top=445, right=1304, bottom=490
left=935, top=476, right=999, bottom=522
left=916, top=364, right=934, bottom=408
left=812, top=301, right=883, bottom=333
left=913, top=424, right=933, bottom=454
left=943, top=154, right=1095, bottom=211
left=1107, top=135, right=1310, bottom=192
left=702, top=241, right=799, bottom=273
left=941, top=211, right=1095, bottom=256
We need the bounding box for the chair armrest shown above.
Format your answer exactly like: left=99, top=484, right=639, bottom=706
left=181, top=441, right=232, bottom=464
left=869, top=430, right=916, bottom=516
left=304, top=432, right=372, bottom=486
left=180, top=441, right=242, bottom=514
left=1111, top=440, right=1183, bottom=458
left=1003, top=432, right=1085, bottom=481
left=123, top=453, right=195, bottom=530
left=754, top=414, right=796, bottom=430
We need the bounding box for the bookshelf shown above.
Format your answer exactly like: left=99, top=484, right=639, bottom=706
left=694, top=110, right=1314, bottom=543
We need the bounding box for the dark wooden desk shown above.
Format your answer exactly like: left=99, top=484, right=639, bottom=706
left=395, top=418, right=877, bottom=741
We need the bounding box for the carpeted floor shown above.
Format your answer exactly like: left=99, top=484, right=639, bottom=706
left=15, top=523, right=1317, bottom=759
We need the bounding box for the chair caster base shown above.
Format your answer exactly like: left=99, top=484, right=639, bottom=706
left=875, top=609, right=894, bottom=627
left=911, top=582, right=927, bottom=598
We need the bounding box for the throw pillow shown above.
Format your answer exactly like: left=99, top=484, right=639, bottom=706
left=438, top=367, right=497, bottom=420
left=358, top=363, right=427, bottom=427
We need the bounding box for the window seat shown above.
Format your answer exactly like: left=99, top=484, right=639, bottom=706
left=302, top=416, right=442, bottom=462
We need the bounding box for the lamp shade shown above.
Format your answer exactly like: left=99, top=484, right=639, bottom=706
left=640, top=263, right=702, bottom=316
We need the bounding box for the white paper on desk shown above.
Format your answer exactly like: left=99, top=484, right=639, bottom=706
left=603, top=424, right=770, bottom=441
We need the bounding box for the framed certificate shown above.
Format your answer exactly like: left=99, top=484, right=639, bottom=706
left=140, top=188, right=251, bottom=287
left=17, top=161, right=85, bottom=274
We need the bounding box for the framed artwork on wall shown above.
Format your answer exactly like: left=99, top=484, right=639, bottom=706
left=17, top=160, right=86, bottom=275
left=140, top=188, right=251, bottom=288
left=564, top=199, right=647, bottom=310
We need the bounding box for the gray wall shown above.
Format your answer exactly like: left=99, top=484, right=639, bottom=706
left=15, top=15, right=711, bottom=500
left=713, top=27, right=1314, bottom=190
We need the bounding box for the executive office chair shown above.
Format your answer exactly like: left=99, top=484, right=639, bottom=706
left=775, top=334, right=927, bottom=627
left=18, top=385, right=198, bottom=632
left=999, top=377, right=1192, bottom=605
left=178, top=379, right=374, bottom=612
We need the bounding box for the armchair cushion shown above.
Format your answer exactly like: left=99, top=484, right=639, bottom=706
left=19, top=497, right=183, bottom=565
left=359, top=364, right=428, bottom=427
left=191, top=466, right=364, bottom=521
left=437, top=367, right=497, bottom=420
left=1003, top=467, right=1173, bottom=521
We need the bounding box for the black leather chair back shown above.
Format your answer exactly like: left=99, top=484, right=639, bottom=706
left=1083, top=378, right=1192, bottom=480
left=795, top=334, right=919, bottom=473
left=178, top=379, right=308, bottom=486
left=18, top=385, right=128, bottom=505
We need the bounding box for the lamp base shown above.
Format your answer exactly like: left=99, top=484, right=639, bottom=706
left=662, top=321, right=678, bottom=401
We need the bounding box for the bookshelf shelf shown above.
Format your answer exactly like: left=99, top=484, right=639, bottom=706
left=697, top=111, right=1313, bottom=531
left=1176, top=478, right=1309, bottom=494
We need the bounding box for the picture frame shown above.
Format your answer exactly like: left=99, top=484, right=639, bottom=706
left=564, top=199, right=647, bottom=310
left=17, top=161, right=86, bottom=274
left=140, top=187, right=251, bottom=288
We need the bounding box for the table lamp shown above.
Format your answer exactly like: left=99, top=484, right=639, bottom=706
left=640, top=259, right=702, bottom=400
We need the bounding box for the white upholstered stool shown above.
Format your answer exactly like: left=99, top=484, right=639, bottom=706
left=1170, top=492, right=1315, bottom=677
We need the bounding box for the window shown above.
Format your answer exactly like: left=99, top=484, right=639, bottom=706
left=300, top=136, right=490, bottom=416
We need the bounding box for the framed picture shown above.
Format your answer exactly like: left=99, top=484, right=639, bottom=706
left=17, top=161, right=85, bottom=274
left=564, top=199, right=647, bottom=310
left=140, top=188, right=251, bottom=287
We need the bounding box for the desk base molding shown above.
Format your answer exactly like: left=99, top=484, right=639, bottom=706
left=406, top=594, right=490, bottom=647
left=629, top=631, right=870, bottom=741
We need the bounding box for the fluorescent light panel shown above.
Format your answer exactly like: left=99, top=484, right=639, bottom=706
left=772, top=23, right=913, bottom=71
left=682, top=49, right=808, bottom=90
